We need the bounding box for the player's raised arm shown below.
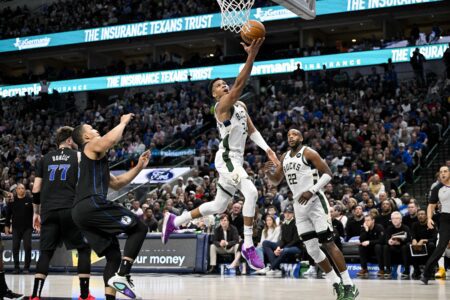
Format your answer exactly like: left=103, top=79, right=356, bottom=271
left=84, top=113, right=134, bottom=155
left=216, top=38, right=264, bottom=113
left=109, top=150, right=151, bottom=190
left=264, top=153, right=286, bottom=186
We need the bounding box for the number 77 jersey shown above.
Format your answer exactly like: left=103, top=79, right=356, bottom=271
left=35, top=148, right=79, bottom=215
left=282, top=146, right=320, bottom=201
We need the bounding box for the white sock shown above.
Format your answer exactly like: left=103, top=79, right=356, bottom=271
left=438, top=257, right=444, bottom=268
left=174, top=211, right=192, bottom=227
left=340, top=270, right=353, bottom=285
left=243, top=225, right=253, bottom=248
left=324, top=270, right=341, bottom=285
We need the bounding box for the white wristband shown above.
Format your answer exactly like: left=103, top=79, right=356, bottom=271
left=309, top=173, right=332, bottom=194
left=250, top=131, right=270, bottom=152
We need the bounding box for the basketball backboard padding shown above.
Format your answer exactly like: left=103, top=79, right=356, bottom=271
left=272, top=0, right=316, bottom=20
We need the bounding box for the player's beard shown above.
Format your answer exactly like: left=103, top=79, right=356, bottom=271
left=290, top=141, right=302, bottom=151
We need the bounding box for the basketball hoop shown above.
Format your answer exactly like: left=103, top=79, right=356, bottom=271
left=271, top=0, right=316, bottom=20
left=217, top=0, right=255, bottom=34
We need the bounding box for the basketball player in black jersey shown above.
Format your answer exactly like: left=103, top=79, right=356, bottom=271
left=30, top=127, right=93, bottom=300
left=71, top=114, right=150, bottom=300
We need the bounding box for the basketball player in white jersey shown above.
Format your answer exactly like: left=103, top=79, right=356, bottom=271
left=265, top=129, right=358, bottom=300
left=162, top=38, right=279, bottom=270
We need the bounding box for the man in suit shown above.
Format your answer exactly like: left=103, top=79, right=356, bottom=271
left=208, top=214, right=240, bottom=273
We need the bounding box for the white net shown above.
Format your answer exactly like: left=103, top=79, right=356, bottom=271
left=217, top=0, right=255, bottom=34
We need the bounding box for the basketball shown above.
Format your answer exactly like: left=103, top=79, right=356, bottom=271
left=240, top=20, right=266, bottom=44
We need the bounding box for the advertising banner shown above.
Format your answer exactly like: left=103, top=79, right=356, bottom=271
left=129, top=167, right=191, bottom=184
left=0, top=43, right=447, bottom=98
left=1, top=233, right=207, bottom=272
left=0, top=0, right=441, bottom=53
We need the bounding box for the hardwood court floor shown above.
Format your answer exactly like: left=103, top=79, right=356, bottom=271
left=6, top=274, right=449, bottom=300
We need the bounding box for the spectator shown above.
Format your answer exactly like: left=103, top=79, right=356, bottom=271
left=444, top=43, right=450, bottom=80
left=340, top=167, right=354, bottom=186
left=410, top=48, right=426, bottom=87
left=357, top=215, right=385, bottom=278
left=346, top=205, right=364, bottom=241
left=164, top=199, right=180, bottom=216
left=402, top=202, right=419, bottom=230
left=130, top=200, right=143, bottom=219
left=229, top=202, right=244, bottom=239
left=265, top=205, right=280, bottom=226
left=255, top=215, right=281, bottom=261
left=171, top=177, right=186, bottom=195
left=207, top=214, right=239, bottom=273
left=388, top=189, right=402, bottom=210
left=332, top=205, right=348, bottom=229
left=5, top=184, right=33, bottom=274
left=329, top=206, right=345, bottom=250
left=376, top=200, right=394, bottom=229
left=259, top=205, right=302, bottom=277
left=143, top=208, right=158, bottom=232
left=383, top=212, right=411, bottom=279
left=280, top=191, right=294, bottom=213
left=410, top=209, right=437, bottom=279
left=368, top=174, right=385, bottom=200
left=152, top=202, right=163, bottom=221
left=184, top=177, right=197, bottom=195
left=398, top=193, right=412, bottom=216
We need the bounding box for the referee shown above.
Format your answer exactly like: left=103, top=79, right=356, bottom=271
left=30, top=127, right=93, bottom=300
left=421, top=165, right=450, bottom=284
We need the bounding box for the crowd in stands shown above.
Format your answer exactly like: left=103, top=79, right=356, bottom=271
left=1, top=58, right=449, bottom=277
left=3, top=28, right=448, bottom=85
left=0, top=0, right=273, bottom=39
left=0, top=0, right=446, bottom=86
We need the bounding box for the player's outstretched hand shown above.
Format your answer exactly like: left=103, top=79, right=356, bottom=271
left=299, top=191, right=313, bottom=205
left=138, top=150, right=151, bottom=169
left=240, top=37, right=265, bottom=57
left=33, top=213, right=41, bottom=233
left=120, top=113, right=135, bottom=125
left=266, top=149, right=280, bottom=167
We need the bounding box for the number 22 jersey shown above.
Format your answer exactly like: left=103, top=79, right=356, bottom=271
left=283, top=146, right=320, bottom=200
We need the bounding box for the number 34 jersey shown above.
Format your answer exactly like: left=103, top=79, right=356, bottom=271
left=35, top=148, right=79, bottom=215
left=283, top=146, right=320, bottom=200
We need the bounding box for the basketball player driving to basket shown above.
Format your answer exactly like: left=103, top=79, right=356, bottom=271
left=162, top=38, right=280, bottom=271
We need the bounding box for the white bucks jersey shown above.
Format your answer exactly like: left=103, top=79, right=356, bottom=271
left=215, top=103, right=248, bottom=158
left=283, top=146, right=320, bottom=199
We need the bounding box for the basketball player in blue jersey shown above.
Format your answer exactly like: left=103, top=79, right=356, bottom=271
left=265, top=129, right=358, bottom=300
left=162, top=38, right=280, bottom=270
left=71, top=114, right=150, bottom=300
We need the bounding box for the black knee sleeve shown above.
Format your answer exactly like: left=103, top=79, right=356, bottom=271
left=103, top=244, right=121, bottom=287
left=77, top=247, right=92, bottom=275
left=36, top=250, right=55, bottom=276
left=123, top=221, right=147, bottom=259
